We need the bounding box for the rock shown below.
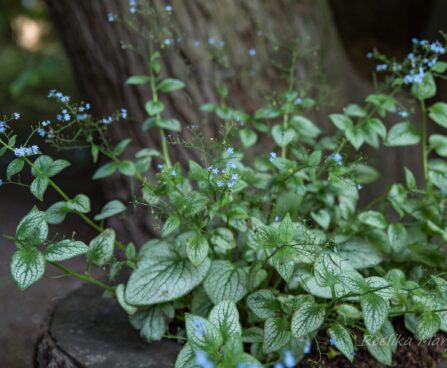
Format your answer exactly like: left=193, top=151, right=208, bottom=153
left=35, top=284, right=181, bottom=368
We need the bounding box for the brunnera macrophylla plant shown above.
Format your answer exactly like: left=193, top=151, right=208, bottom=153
left=3, top=6, right=447, bottom=366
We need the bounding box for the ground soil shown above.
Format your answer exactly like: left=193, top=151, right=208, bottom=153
left=300, top=320, right=447, bottom=368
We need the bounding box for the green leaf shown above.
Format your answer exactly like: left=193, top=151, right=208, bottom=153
left=93, top=162, right=118, bottom=179
left=186, top=235, right=209, bottom=266
left=344, top=103, right=367, bottom=117
left=432, top=61, right=447, bottom=73
left=404, top=167, right=416, bottom=189
left=311, top=209, right=331, bottom=230
left=126, top=242, right=211, bottom=305
left=175, top=343, right=196, bottom=368
left=328, top=324, right=355, bottom=363
left=247, top=289, right=280, bottom=319
left=45, top=202, right=69, bottom=225
left=16, top=208, right=48, bottom=245
left=368, top=118, right=387, bottom=139
left=157, top=78, right=185, bottom=92
left=86, top=229, right=115, bottom=266
left=156, top=118, right=181, bottom=132
left=45, top=240, right=88, bottom=261
left=364, top=333, right=392, bottom=366
left=360, top=293, right=388, bottom=334
left=115, top=283, right=137, bottom=315
left=142, top=117, right=157, bottom=131
left=358, top=210, right=387, bottom=229
left=385, top=122, right=420, bottom=146
left=66, top=194, right=91, bottom=213
left=203, top=260, right=249, bottom=304
left=113, top=139, right=132, bottom=156
left=365, top=94, right=396, bottom=117
left=387, top=223, right=407, bottom=252
left=189, top=160, right=208, bottom=181
left=185, top=313, right=223, bottom=351
left=139, top=305, right=172, bottom=341
left=47, top=160, right=71, bottom=177
left=30, top=176, right=49, bottom=201
left=11, top=247, right=45, bottom=290
left=31, top=155, right=52, bottom=176
left=411, top=72, right=436, bottom=100
left=429, top=134, right=447, bottom=156
left=6, top=158, right=24, bottom=180
left=272, top=125, right=297, bottom=147
left=118, top=160, right=136, bottom=176
left=416, top=312, right=441, bottom=340
left=291, top=302, right=326, bottom=338
left=329, top=114, right=353, bottom=131
left=278, top=213, right=295, bottom=244
left=428, top=102, right=447, bottom=128
left=209, top=300, right=241, bottom=339
left=94, top=200, right=126, bottom=221
left=262, top=317, right=291, bottom=354
left=254, top=107, right=281, bottom=119
left=239, top=128, right=258, bottom=147
left=161, top=214, right=181, bottom=237
left=126, top=75, right=151, bottom=85
left=345, top=127, right=364, bottom=150
left=145, top=100, right=165, bottom=116
left=290, top=115, right=321, bottom=139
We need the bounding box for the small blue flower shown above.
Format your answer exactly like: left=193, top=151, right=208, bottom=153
left=412, top=37, right=418, bottom=44
left=366, top=52, right=373, bottom=59
left=164, top=38, right=172, bottom=46
left=157, top=164, right=164, bottom=171
left=273, top=363, right=285, bottom=368
left=212, top=168, right=219, bottom=175
left=226, top=147, right=234, bottom=154
left=207, top=165, right=213, bottom=171
left=107, top=12, right=115, bottom=22
left=294, top=97, right=302, bottom=105
left=195, top=350, right=214, bottom=368
left=399, top=111, right=409, bottom=118
left=217, top=180, right=225, bottom=188
left=228, top=161, right=237, bottom=169
left=129, top=0, right=137, bottom=13
left=219, top=41, right=225, bottom=48
left=248, top=48, right=257, bottom=57
left=274, top=215, right=280, bottom=222
left=85, top=103, right=91, bottom=109
left=0, top=120, right=6, bottom=134
left=13, top=112, right=20, bottom=120
left=330, top=336, right=336, bottom=346
left=193, top=40, right=201, bottom=47
left=376, top=64, right=387, bottom=72
left=165, top=5, right=173, bottom=12
left=42, top=120, right=50, bottom=127
left=37, top=128, right=46, bottom=137
left=121, top=108, right=128, bottom=119
left=269, top=152, right=277, bottom=162
left=170, top=169, right=177, bottom=176
left=208, top=37, right=216, bottom=45
left=63, top=113, right=71, bottom=122
left=304, top=340, right=312, bottom=354
left=407, top=53, right=415, bottom=61
left=329, top=153, right=343, bottom=164
left=283, top=351, right=296, bottom=368
left=357, top=184, right=363, bottom=190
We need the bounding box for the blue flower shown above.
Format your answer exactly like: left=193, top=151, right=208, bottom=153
left=165, top=5, right=173, bottom=12
left=195, top=350, right=214, bottom=368
left=208, top=37, right=216, bottom=45
left=170, top=169, right=177, bottom=176
left=228, top=161, right=237, bottom=169
left=217, top=180, right=225, bottom=188
left=121, top=108, right=128, bottom=119
left=376, top=64, right=387, bottom=72
left=330, top=336, right=336, bottom=346
left=329, top=153, right=343, bottom=164
left=219, top=41, right=225, bottom=48
left=129, top=0, right=137, bottom=13
left=304, top=340, right=312, bottom=354
left=107, top=12, right=115, bottom=22
left=63, top=113, right=71, bottom=122
left=407, top=53, right=415, bottom=61
left=273, top=363, right=285, bottom=368
left=13, top=112, right=20, bottom=120
left=0, top=178, right=3, bottom=187
left=366, top=52, right=373, bottom=59
left=157, top=164, right=164, bottom=171
left=0, top=120, right=6, bottom=134
left=283, top=351, right=296, bottom=368
left=102, top=116, right=113, bottom=125
left=226, top=147, right=234, bottom=154
left=37, top=128, right=46, bottom=137
left=294, top=97, right=302, bottom=105
left=357, top=184, right=363, bottom=190
left=412, top=37, right=418, bottom=44
left=248, top=48, right=257, bottom=57
left=274, top=215, right=280, bottom=222
left=191, top=319, right=206, bottom=338
left=193, top=40, right=201, bottom=47
left=399, top=111, right=409, bottom=118
left=164, top=38, right=172, bottom=46
left=269, top=152, right=277, bottom=162
left=14, top=145, right=39, bottom=157
left=212, top=168, right=219, bottom=175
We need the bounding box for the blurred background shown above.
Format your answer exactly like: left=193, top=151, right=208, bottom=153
left=1, top=0, right=446, bottom=366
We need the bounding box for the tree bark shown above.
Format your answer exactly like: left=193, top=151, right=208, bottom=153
left=43, top=0, right=369, bottom=244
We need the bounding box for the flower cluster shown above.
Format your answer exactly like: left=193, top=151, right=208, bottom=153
left=13, top=145, right=39, bottom=157
left=129, top=0, right=137, bottom=14
left=48, top=89, right=70, bottom=103
left=208, top=149, right=239, bottom=189
left=273, top=351, right=296, bottom=368
left=0, top=120, right=6, bottom=134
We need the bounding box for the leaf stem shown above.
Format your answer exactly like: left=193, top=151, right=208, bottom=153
left=50, top=261, right=114, bottom=292
left=420, top=99, right=429, bottom=186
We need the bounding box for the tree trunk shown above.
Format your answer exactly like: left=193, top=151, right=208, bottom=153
left=43, top=0, right=369, bottom=244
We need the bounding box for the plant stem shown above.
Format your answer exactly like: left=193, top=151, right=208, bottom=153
left=50, top=261, right=114, bottom=292
left=420, top=99, right=429, bottom=186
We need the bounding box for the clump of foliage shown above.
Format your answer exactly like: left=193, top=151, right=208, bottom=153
left=3, top=3, right=447, bottom=367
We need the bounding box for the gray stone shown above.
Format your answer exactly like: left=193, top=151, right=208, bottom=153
left=35, top=284, right=181, bottom=367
